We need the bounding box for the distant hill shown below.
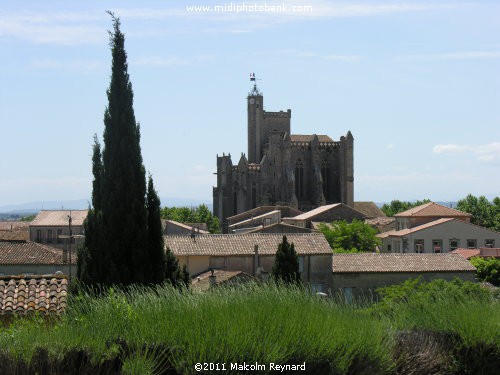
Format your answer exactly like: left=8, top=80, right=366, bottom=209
left=0, top=198, right=213, bottom=219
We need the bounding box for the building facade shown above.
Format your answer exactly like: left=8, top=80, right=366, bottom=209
left=213, top=84, right=354, bottom=225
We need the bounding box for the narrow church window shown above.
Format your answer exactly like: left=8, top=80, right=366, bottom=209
left=233, top=192, right=238, bottom=215
left=295, top=160, right=304, bottom=199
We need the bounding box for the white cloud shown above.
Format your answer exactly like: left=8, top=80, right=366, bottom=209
left=31, top=58, right=103, bottom=71
left=395, top=51, right=500, bottom=62
left=0, top=3, right=463, bottom=44
left=131, top=55, right=215, bottom=67
left=278, top=49, right=362, bottom=62
left=433, top=142, right=500, bottom=163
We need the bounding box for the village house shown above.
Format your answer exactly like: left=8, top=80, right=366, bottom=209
left=0, top=239, right=76, bottom=276
left=162, top=219, right=210, bottom=235
left=164, top=233, right=333, bottom=293
left=378, top=218, right=500, bottom=253
left=30, top=210, right=87, bottom=250
left=331, top=253, right=476, bottom=299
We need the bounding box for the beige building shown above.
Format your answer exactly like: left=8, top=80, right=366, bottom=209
left=393, top=202, right=471, bottom=230
left=30, top=210, right=87, bottom=250
left=162, top=220, right=210, bottom=235
left=164, top=233, right=333, bottom=292
left=379, top=218, right=500, bottom=253
left=331, top=253, right=476, bottom=299
left=0, top=240, right=76, bottom=277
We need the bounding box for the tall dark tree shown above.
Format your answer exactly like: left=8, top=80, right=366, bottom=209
left=272, top=236, right=301, bottom=284
left=78, top=136, right=103, bottom=282
left=165, top=247, right=190, bottom=288
left=78, top=13, right=166, bottom=286
left=146, top=175, right=168, bottom=283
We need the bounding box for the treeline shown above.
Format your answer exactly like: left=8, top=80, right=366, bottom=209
left=381, top=194, right=500, bottom=231
left=160, top=204, right=220, bottom=233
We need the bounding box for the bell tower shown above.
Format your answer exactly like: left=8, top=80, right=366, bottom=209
left=247, top=74, right=264, bottom=164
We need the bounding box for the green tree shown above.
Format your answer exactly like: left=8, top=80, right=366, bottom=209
left=456, top=194, right=499, bottom=230
left=165, top=247, right=190, bottom=287
left=469, top=257, right=500, bottom=286
left=272, top=236, right=301, bottom=284
left=381, top=199, right=431, bottom=217
left=146, top=175, right=168, bottom=284
left=318, top=220, right=380, bottom=253
left=160, top=205, right=220, bottom=233
left=78, top=14, right=165, bottom=286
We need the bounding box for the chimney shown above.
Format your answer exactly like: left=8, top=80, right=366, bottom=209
left=208, top=269, right=216, bottom=288
left=253, top=244, right=259, bottom=276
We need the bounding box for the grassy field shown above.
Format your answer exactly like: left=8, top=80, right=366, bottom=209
left=0, top=282, right=498, bottom=374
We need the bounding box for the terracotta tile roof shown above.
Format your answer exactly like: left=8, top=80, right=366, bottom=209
left=290, top=134, right=334, bottom=143
left=164, top=233, right=332, bottom=256
left=191, top=269, right=258, bottom=291
left=354, top=202, right=386, bottom=218
left=162, top=220, right=210, bottom=234
left=394, top=202, right=471, bottom=218
left=0, top=275, right=68, bottom=315
left=365, top=217, right=396, bottom=232
left=0, top=240, right=76, bottom=265
left=292, top=204, right=342, bottom=220
left=332, top=253, right=476, bottom=273
left=378, top=218, right=500, bottom=239
left=227, top=206, right=302, bottom=223
left=229, top=210, right=281, bottom=228
left=452, top=248, right=500, bottom=259
left=377, top=218, right=455, bottom=238
left=450, top=249, right=481, bottom=259
left=31, top=210, right=88, bottom=227
left=0, top=230, right=29, bottom=241
left=0, top=222, right=30, bottom=231
left=246, top=222, right=313, bottom=234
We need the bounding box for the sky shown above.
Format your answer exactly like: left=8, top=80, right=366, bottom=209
left=0, top=0, right=499, bottom=208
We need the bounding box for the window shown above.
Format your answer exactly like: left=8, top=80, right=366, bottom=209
left=485, top=239, right=495, bottom=248
left=402, top=239, right=409, bottom=252
left=387, top=244, right=392, bottom=252
left=467, top=239, right=477, bottom=249
left=449, top=239, right=459, bottom=251
left=298, top=257, right=304, bottom=273
left=414, top=239, right=424, bottom=253
left=57, top=229, right=63, bottom=244
left=47, top=230, right=53, bottom=243
left=251, top=184, right=257, bottom=208
left=432, top=240, right=442, bottom=253
left=36, top=229, right=42, bottom=242
left=311, top=284, right=324, bottom=293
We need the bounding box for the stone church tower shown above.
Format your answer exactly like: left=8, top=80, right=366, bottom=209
left=213, top=82, right=354, bottom=224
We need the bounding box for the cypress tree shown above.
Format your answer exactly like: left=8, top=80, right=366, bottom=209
left=78, top=13, right=167, bottom=286
left=146, top=175, right=167, bottom=283
left=272, top=236, right=301, bottom=284
left=77, top=136, right=103, bottom=282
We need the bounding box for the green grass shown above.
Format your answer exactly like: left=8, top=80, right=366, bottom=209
left=0, top=282, right=498, bottom=374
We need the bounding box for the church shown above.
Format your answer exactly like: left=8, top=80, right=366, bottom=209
left=213, top=81, right=354, bottom=225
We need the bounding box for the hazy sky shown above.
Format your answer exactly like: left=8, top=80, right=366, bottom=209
left=1, top=0, right=499, bottom=207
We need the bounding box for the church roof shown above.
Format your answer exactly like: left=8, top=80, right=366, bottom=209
left=290, top=134, right=334, bottom=143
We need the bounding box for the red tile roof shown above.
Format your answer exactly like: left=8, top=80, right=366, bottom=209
left=0, top=240, right=76, bottom=265
left=164, top=233, right=332, bottom=256
left=0, top=275, right=68, bottom=315
left=394, top=202, right=471, bottom=218
left=354, top=202, right=386, bottom=218
left=452, top=248, right=500, bottom=259
left=0, top=230, right=29, bottom=241
left=31, top=210, right=88, bottom=227
left=377, top=218, right=454, bottom=238
left=332, top=253, right=476, bottom=273
left=0, top=222, right=30, bottom=231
